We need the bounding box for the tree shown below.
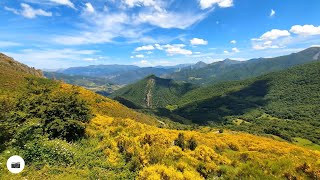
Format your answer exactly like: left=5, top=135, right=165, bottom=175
left=174, top=133, right=185, bottom=150
left=187, top=137, right=198, bottom=151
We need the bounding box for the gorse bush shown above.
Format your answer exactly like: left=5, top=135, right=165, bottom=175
left=12, top=78, right=93, bottom=142
left=1, top=77, right=93, bottom=148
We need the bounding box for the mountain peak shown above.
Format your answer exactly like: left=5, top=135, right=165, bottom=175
left=195, top=61, right=207, bottom=65
left=145, top=74, right=158, bottom=79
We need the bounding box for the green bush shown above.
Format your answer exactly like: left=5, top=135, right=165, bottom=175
left=174, top=133, right=185, bottom=150
left=11, top=78, right=93, bottom=142
left=187, top=137, right=198, bottom=151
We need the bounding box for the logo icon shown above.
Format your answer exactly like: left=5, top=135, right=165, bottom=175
left=7, top=155, right=25, bottom=174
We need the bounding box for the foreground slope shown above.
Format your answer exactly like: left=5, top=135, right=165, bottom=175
left=1, top=53, right=320, bottom=179
left=174, top=61, right=320, bottom=144
left=111, top=75, right=195, bottom=109
left=2, top=115, right=320, bottom=179
left=166, top=47, right=320, bottom=85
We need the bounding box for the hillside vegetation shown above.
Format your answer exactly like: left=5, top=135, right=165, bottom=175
left=111, top=75, right=196, bottom=109
left=166, top=47, right=320, bottom=85
left=173, top=61, right=320, bottom=144
left=1, top=53, right=320, bottom=179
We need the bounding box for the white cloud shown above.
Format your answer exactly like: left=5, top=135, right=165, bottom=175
left=135, top=45, right=155, bottom=51
left=135, top=54, right=145, bottom=58
left=4, top=7, right=19, bottom=15
left=133, top=60, right=153, bottom=67
left=290, top=25, right=320, bottom=36
left=166, top=47, right=192, bottom=56
left=53, top=12, right=135, bottom=45
left=136, top=11, right=207, bottom=29
left=199, top=0, right=233, bottom=9
left=154, top=44, right=163, bottom=50
left=270, top=9, right=275, bottom=17
left=5, top=3, right=52, bottom=19
left=190, top=38, right=208, bottom=45
left=232, top=47, right=240, bottom=53
left=50, top=0, right=219, bottom=45
left=253, top=41, right=281, bottom=50
left=224, top=50, right=229, bottom=54
left=0, top=41, right=21, bottom=48
left=230, top=40, right=236, bottom=44
left=254, top=29, right=291, bottom=41
left=156, top=44, right=193, bottom=56
left=50, top=0, right=75, bottom=9
left=84, top=3, right=95, bottom=13
left=83, top=58, right=97, bottom=61
left=122, top=0, right=164, bottom=11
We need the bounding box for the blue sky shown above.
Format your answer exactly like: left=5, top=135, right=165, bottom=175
left=0, top=0, right=320, bottom=69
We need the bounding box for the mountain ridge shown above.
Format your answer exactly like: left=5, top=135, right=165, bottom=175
left=166, top=47, right=320, bottom=85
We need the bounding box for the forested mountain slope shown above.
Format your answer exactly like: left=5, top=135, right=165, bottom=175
left=173, top=61, right=320, bottom=144
left=111, top=75, right=196, bottom=108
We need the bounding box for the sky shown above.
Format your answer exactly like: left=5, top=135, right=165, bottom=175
left=0, top=0, right=320, bottom=69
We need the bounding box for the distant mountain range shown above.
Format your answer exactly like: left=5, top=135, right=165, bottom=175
left=52, top=47, right=320, bottom=87
left=57, top=65, right=178, bottom=85
left=165, top=47, right=320, bottom=85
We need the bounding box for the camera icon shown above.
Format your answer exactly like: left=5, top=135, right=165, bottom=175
left=11, top=162, right=21, bottom=169
left=7, top=155, right=25, bottom=173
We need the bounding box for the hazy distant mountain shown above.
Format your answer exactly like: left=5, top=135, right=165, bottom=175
left=57, top=64, right=191, bottom=85
left=58, top=64, right=140, bottom=77
left=165, top=47, right=320, bottom=85
left=154, top=63, right=192, bottom=69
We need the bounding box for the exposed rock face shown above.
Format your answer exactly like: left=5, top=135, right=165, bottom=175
left=145, top=78, right=155, bottom=108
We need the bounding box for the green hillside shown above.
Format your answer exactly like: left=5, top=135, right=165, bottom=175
left=111, top=75, right=196, bottom=108
left=166, top=47, right=320, bottom=85
left=173, top=61, right=320, bottom=144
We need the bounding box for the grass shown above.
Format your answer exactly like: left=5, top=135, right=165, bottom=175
left=293, top=137, right=320, bottom=151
